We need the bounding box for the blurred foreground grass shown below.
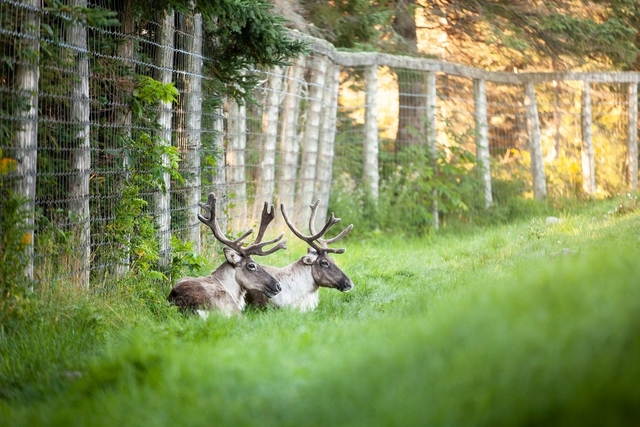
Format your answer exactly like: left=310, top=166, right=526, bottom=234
left=1, top=199, right=639, bottom=426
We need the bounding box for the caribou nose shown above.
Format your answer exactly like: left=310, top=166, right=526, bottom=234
left=264, top=281, right=281, bottom=298
left=341, top=280, right=354, bottom=292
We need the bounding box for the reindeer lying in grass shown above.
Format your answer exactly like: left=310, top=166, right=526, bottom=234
left=168, top=193, right=287, bottom=317
left=246, top=200, right=354, bottom=312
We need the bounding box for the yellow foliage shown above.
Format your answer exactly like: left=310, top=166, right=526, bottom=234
left=20, top=232, right=33, bottom=248
left=0, top=156, right=17, bottom=175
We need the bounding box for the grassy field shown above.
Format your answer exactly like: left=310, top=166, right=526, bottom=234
left=1, top=198, right=639, bottom=426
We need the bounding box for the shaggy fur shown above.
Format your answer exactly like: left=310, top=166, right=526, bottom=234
left=168, top=249, right=281, bottom=317
left=246, top=249, right=353, bottom=312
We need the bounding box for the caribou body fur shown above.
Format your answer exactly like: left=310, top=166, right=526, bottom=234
left=246, top=201, right=354, bottom=311
left=262, top=260, right=320, bottom=312
left=246, top=201, right=354, bottom=312
left=167, top=194, right=286, bottom=318
left=246, top=248, right=354, bottom=312
left=169, top=261, right=247, bottom=317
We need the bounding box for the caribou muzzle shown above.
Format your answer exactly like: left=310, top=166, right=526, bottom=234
left=338, top=279, right=354, bottom=292
left=263, top=280, right=282, bottom=298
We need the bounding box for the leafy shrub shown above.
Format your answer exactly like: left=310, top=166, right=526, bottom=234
left=168, top=236, right=209, bottom=282
left=331, top=142, right=483, bottom=236
left=0, top=152, right=31, bottom=322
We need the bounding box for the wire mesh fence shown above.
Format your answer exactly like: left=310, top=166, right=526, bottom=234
left=1, top=2, right=639, bottom=288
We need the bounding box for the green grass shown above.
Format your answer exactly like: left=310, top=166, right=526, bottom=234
left=1, top=197, right=639, bottom=426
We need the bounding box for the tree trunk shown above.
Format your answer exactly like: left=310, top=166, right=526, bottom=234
left=153, top=10, right=175, bottom=268
left=395, top=69, right=427, bottom=150
left=14, top=0, right=40, bottom=282
left=67, top=0, right=91, bottom=286
left=392, top=0, right=426, bottom=151
left=295, top=55, right=328, bottom=227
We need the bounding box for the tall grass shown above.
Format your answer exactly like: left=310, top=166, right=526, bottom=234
left=1, top=197, right=639, bottom=426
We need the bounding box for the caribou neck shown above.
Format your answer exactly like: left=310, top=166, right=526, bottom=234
left=208, top=262, right=246, bottom=313
left=264, top=259, right=319, bottom=311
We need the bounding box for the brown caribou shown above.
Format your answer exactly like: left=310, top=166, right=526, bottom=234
left=246, top=200, right=354, bottom=311
left=168, top=193, right=287, bottom=317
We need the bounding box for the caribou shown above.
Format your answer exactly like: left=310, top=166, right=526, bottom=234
left=246, top=200, right=354, bottom=311
left=168, top=193, right=287, bottom=317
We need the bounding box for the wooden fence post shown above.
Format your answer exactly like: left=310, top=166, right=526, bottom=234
left=295, top=54, right=328, bottom=227
left=226, top=99, right=248, bottom=230
left=277, top=57, right=306, bottom=227
left=67, top=0, right=90, bottom=285
left=524, top=81, right=547, bottom=200
left=153, top=9, right=175, bottom=268
left=315, top=62, right=341, bottom=226
left=581, top=81, right=596, bottom=194
left=627, top=82, right=638, bottom=191
left=254, top=66, right=284, bottom=221
left=14, top=0, right=40, bottom=282
left=212, top=107, right=227, bottom=233
left=183, top=11, right=203, bottom=250
left=426, top=71, right=439, bottom=229
left=473, top=78, right=493, bottom=208
left=363, top=63, right=379, bottom=204
left=115, top=0, right=135, bottom=277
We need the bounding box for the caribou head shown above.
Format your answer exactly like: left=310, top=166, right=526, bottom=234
left=281, top=200, right=354, bottom=292
left=198, top=193, right=286, bottom=298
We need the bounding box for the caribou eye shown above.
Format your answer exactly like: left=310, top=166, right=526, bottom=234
left=320, top=260, right=330, bottom=268
left=247, top=262, right=257, bottom=271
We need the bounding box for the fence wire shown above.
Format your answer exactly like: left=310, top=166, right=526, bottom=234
left=1, top=2, right=638, bottom=287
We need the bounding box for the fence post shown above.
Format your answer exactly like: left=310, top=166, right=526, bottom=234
left=66, top=0, right=90, bottom=286
left=212, top=107, right=227, bottom=233
left=295, top=54, right=328, bottom=227
left=426, top=71, right=439, bottom=229
left=115, top=0, right=135, bottom=277
left=524, top=81, right=547, bottom=200
left=153, top=10, right=175, bottom=268
left=315, top=62, right=341, bottom=226
left=363, top=63, right=379, bottom=205
left=183, top=11, right=203, bottom=250
left=581, top=81, right=596, bottom=194
left=14, top=0, right=40, bottom=282
left=226, top=99, right=248, bottom=230
left=627, top=82, right=639, bottom=191
left=254, top=66, right=284, bottom=221
left=473, top=78, right=493, bottom=208
left=277, top=57, right=306, bottom=227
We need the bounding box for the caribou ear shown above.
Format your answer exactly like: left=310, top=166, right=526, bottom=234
left=302, top=247, right=318, bottom=265
left=223, top=247, right=244, bottom=266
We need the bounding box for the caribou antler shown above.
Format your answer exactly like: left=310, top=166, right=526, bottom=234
left=198, top=193, right=247, bottom=254
left=198, top=193, right=286, bottom=257
left=281, top=200, right=353, bottom=254
left=242, top=202, right=287, bottom=256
